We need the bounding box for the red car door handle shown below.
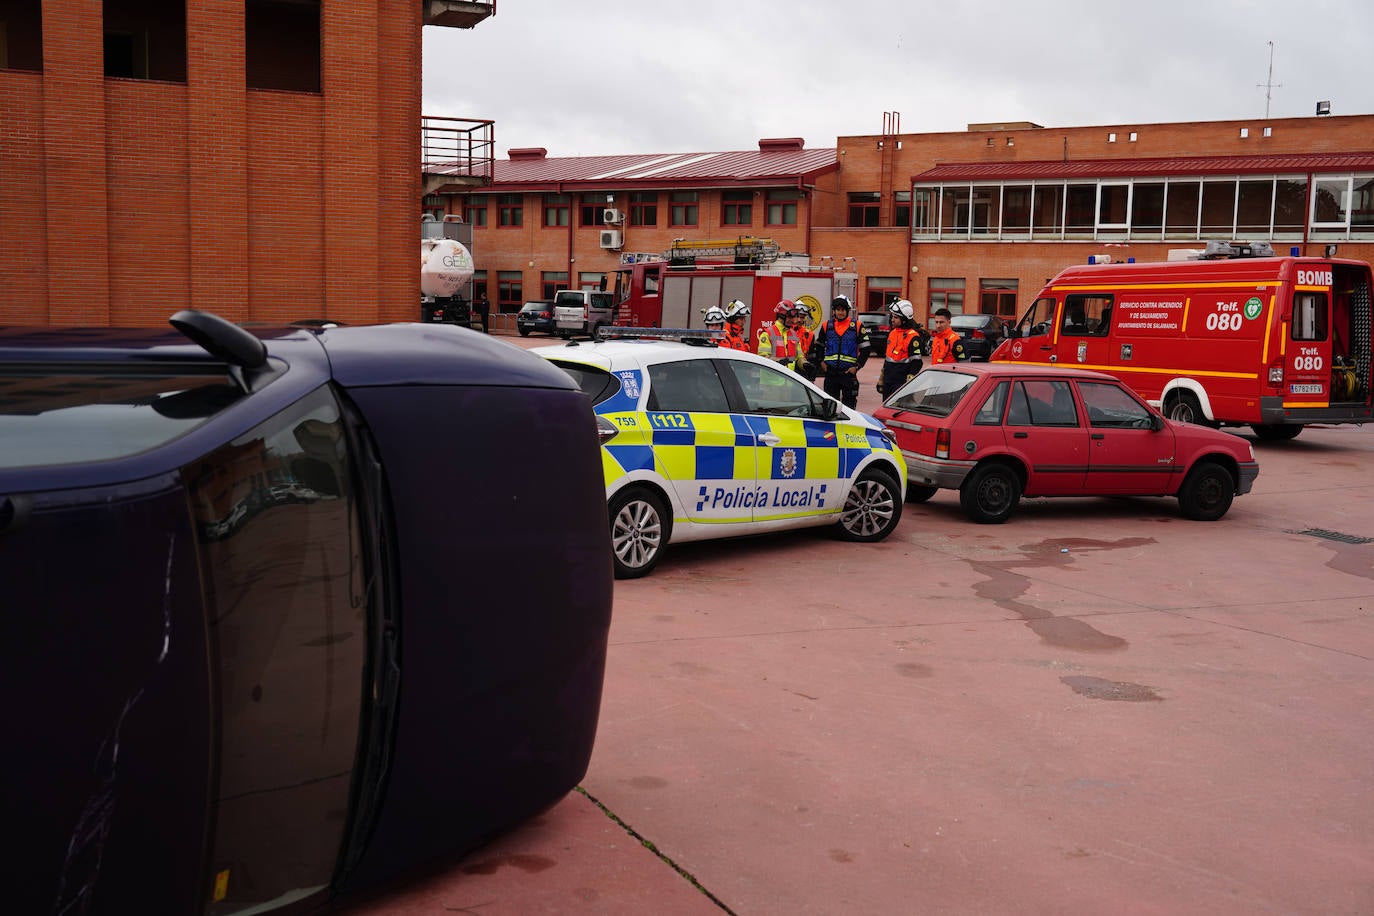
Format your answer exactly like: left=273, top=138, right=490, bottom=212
left=1091, top=433, right=1105, bottom=440
left=1013, top=431, right=1029, bottom=439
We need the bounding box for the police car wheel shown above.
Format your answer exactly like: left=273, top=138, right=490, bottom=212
left=960, top=462, right=1021, bottom=524
left=609, top=487, right=670, bottom=579
left=834, top=468, right=902, bottom=542
left=906, top=484, right=938, bottom=504
left=1177, top=461, right=1235, bottom=521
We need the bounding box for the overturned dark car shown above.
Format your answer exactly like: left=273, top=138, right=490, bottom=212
left=0, top=312, right=613, bottom=914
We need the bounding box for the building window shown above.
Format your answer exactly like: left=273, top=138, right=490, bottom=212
left=497, top=194, right=522, bottom=228
left=892, top=191, right=911, bottom=228
left=722, top=191, right=752, bottom=226
left=422, top=194, right=445, bottom=222
left=464, top=194, right=488, bottom=227
left=247, top=0, right=319, bottom=92
left=541, top=271, right=568, bottom=299
left=1262, top=127, right=1272, bottom=138
left=579, top=272, right=606, bottom=291
left=1108, top=132, right=1117, bottom=143
left=766, top=189, right=800, bottom=226
left=1239, top=128, right=1250, bottom=139
left=1129, top=132, right=1138, bottom=142
left=1, top=1, right=43, bottom=71
left=581, top=195, right=608, bottom=227
left=104, top=0, right=186, bottom=82
left=929, top=278, right=965, bottom=314
left=670, top=191, right=699, bottom=227
left=630, top=192, right=657, bottom=227
left=497, top=270, right=523, bottom=309
left=912, top=189, right=935, bottom=233
left=979, top=279, right=1019, bottom=318
left=543, top=193, right=570, bottom=228
left=865, top=276, right=902, bottom=311
left=848, top=192, right=880, bottom=228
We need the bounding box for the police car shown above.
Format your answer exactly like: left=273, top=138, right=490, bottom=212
left=536, top=328, right=908, bottom=578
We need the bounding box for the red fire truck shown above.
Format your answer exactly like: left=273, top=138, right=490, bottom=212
left=609, top=238, right=856, bottom=341
left=991, top=242, right=1373, bottom=440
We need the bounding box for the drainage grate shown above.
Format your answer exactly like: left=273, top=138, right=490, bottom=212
left=1293, top=528, right=1374, bottom=545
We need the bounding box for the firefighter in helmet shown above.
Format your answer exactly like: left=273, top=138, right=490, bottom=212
left=720, top=299, right=752, bottom=351
left=813, top=295, right=869, bottom=408
left=792, top=302, right=818, bottom=381
left=702, top=303, right=727, bottom=337
left=757, top=299, right=799, bottom=368
left=878, top=298, right=928, bottom=398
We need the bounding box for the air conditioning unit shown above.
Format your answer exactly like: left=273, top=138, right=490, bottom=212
left=602, top=208, right=624, bottom=224
left=599, top=229, right=623, bottom=249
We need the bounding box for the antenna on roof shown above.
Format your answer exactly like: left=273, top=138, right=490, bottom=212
left=1258, top=41, right=1282, bottom=119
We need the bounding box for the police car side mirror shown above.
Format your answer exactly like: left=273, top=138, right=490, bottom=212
left=819, top=399, right=841, bottom=421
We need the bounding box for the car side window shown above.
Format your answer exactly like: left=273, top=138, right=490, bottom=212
left=1078, top=381, right=1155, bottom=428
left=647, top=359, right=731, bottom=412
left=1008, top=380, right=1079, bottom=427
left=721, top=360, right=823, bottom=417
left=973, top=381, right=1010, bottom=425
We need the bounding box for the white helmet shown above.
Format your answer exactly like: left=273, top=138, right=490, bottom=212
left=702, top=304, right=727, bottom=324
left=888, top=299, right=915, bottom=321
left=723, top=299, right=750, bottom=321
left=830, top=294, right=852, bottom=314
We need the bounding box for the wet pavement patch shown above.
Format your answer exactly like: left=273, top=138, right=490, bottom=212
left=1060, top=675, right=1163, bottom=702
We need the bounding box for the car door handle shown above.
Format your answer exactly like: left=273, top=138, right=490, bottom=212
left=1091, top=433, right=1105, bottom=440
left=758, top=432, right=781, bottom=446
left=1013, top=431, right=1029, bottom=439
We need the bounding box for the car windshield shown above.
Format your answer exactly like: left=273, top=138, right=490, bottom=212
left=0, top=368, right=244, bottom=469
left=548, top=360, right=621, bottom=406
left=950, top=316, right=986, bottom=330
left=886, top=370, right=977, bottom=417
left=520, top=303, right=545, bottom=313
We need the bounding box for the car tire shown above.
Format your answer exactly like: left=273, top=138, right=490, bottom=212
left=834, top=467, right=903, bottom=542
left=1250, top=423, right=1301, bottom=441
left=906, top=483, right=938, bottom=503
left=518, top=327, right=530, bottom=337
left=1165, top=391, right=1205, bottom=425
left=609, top=487, right=670, bottom=579
left=959, top=462, right=1021, bottom=524
left=1177, top=461, right=1235, bottom=521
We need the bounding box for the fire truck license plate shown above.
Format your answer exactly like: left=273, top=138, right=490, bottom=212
left=1290, top=384, right=1322, bottom=394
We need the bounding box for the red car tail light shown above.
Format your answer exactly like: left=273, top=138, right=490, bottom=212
left=935, top=427, right=951, bottom=459
left=970, top=329, right=986, bottom=339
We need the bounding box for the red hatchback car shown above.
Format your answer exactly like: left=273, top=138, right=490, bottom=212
left=874, top=364, right=1259, bottom=523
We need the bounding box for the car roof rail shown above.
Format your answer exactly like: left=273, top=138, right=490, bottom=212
left=594, top=327, right=725, bottom=346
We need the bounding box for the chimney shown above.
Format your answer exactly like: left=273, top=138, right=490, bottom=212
left=508, top=147, right=549, bottom=160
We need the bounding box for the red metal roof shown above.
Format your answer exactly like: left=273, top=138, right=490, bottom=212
left=912, top=151, right=1374, bottom=183
left=428, top=147, right=839, bottom=192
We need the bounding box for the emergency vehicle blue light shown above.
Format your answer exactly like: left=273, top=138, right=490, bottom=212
left=1291, top=246, right=1301, bottom=256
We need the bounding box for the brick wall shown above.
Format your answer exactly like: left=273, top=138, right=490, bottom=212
left=0, top=1, right=421, bottom=327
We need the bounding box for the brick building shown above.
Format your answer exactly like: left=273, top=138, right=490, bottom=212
left=433, top=113, right=1374, bottom=324
left=0, top=0, right=493, bottom=327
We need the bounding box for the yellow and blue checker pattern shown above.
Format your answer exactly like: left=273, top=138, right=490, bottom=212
left=593, top=367, right=900, bottom=523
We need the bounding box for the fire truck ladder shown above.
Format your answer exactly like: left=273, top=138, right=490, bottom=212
left=667, top=236, right=780, bottom=266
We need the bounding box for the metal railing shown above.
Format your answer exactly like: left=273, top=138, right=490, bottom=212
left=422, top=116, right=496, bottom=186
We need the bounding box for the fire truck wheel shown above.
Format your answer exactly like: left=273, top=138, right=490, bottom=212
left=609, top=487, right=671, bottom=579
left=1164, top=391, right=1204, bottom=425
left=906, top=484, right=938, bottom=504
left=1250, top=424, right=1302, bottom=441
left=960, top=462, right=1022, bottom=524
left=1177, top=461, right=1235, bottom=521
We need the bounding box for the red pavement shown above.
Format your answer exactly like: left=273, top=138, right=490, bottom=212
left=342, top=329, right=1374, bottom=914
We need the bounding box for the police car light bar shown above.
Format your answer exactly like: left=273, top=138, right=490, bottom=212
left=595, top=327, right=725, bottom=344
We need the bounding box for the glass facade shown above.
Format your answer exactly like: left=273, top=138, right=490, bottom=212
left=912, top=173, right=1374, bottom=242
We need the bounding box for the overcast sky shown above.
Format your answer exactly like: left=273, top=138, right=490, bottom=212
left=422, top=0, right=1374, bottom=158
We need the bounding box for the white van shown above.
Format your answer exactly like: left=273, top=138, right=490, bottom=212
left=553, top=289, right=616, bottom=338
